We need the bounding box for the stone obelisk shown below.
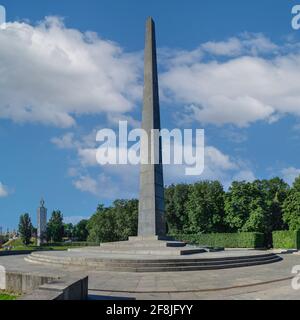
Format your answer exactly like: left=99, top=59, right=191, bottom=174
left=138, top=17, right=166, bottom=237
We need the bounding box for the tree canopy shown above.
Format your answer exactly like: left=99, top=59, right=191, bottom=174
left=87, top=200, right=138, bottom=243
left=46, top=210, right=64, bottom=242
left=282, top=177, right=300, bottom=231
left=186, top=181, right=225, bottom=234
left=18, top=213, right=33, bottom=245
left=73, top=219, right=89, bottom=241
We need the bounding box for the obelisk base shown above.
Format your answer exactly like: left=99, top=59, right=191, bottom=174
left=68, top=238, right=205, bottom=256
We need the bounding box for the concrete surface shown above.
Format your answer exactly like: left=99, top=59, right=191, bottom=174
left=1, top=253, right=300, bottom=299
left=19, top=276, right=88, bottom=300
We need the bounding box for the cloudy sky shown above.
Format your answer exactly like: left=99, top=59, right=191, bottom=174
left=1, top=0, right=300, bottom=229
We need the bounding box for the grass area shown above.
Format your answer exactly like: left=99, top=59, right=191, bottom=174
left=0, top=292, right=17, bottom=300
left=0, top=238, right=84, bottom=252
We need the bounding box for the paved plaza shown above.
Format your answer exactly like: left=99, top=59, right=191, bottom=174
left=1, top=253, right=300, bottom=300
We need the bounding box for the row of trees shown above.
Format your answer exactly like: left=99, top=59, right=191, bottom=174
left=165, top=177, right=291, bottom=235
left=18, top=211, right=89, bottom=245
left=18, top=176, right=300, bottom=246
left=88, top=177, right=300, bottom=245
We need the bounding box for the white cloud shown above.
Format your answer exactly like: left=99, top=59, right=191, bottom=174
left=67, top=167, right=80, bottom=177
left=163, top=145, right=253, bottom=189
left=202, top=37, right=243, bottom=57
left=201, top=33, right=278, bottom=57
left=232, top=170, right=256, bottom=183
left=73, top=169, right=138, bottom=199
left=78, top=148, right=98, bottom=167
left=73, top=175, right=99, bottom=195
left=0, top=17, right=142, bottom=127
left=0, top=182, right=9, bottom=197
left=159, top=33, right=277, bottom=68
left=281, top=167, right=300, bottom=185
left=3, top=19, right=300, bottom=129
left=64, top=216, right=90, bottom=224
left=160, top=35, right=300, bottom=127
left=51, top=133, right=78, bottom=149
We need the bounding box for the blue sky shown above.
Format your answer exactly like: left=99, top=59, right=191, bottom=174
left=1, top=0, right=300, bottom=230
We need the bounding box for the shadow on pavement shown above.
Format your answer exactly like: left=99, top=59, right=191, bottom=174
left=88, top=294, right=136, bottom=301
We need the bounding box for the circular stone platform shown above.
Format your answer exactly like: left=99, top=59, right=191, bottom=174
left=25, top=248, right=282, bottom=272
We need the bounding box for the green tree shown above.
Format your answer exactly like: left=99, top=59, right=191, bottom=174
left=282, top=176, right=300, bottom=231
left=114, top=199, right=138, bottom=241
left=31, top=226, right=37, bottom=238
left=87, top=204, right=118, bottom=243
left=259, top=178, right=289, bottom=231
left=186, top=181, right=225, bottom=234
left=224, top=178, right=289, bottom=247
left=46, top=211, right=64, bottom=242
left=73, top=220, right=89, bottom=241
left=241, top=197, right=270, bottom=233
left=292, top=176, right=300, bottom=192
left=225, top=180, right=273, bottom=235
left=165, top=184, right=190, bottom=233
left=63, top=223, right=74, bottom=239
left=224, top=181, right=253, bottom=231
left=18, top=213, right=33, bottom=245
left=87, top=200, right=138, bottom=243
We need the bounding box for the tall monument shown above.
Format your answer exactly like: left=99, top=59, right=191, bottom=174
left=26, top=18, right=281, bottom=272
left=37, top=198, right=47, bottom=246
left=138, top=17, right=166, bottom=238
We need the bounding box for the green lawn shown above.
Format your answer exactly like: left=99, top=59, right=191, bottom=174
left=1, top=238, right=86, bottom=252
left=0, top=292, right=17, bottom=300
left=0, top=245, right=79, bottom=252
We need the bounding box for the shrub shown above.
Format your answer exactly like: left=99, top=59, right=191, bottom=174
left=272, top=230, right=300, bottom=249
left=170, top=232, right=265, bottom=248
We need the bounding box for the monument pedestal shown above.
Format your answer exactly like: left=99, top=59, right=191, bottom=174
left=70, top=237, right=206, bottom=256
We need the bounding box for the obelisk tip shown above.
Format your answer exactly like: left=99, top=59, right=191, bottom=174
left=146, top=16, right=155, bottom=25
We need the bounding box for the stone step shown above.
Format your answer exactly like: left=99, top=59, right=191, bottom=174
left=124, top=257, right=282, bottom=272
left=28, top=252, right=277, bottom=264
left=128, top=236, right=175, bottom=241
left=27, top=252, right=277, bottom=264
left=27, top=254, right=278, bottom=268
left=25, top=253, right=281, bottom=272
left=99, top=240, right=186, bottom=248
left=69, top=247, right=205, bottom=256
left=25, top=255, right=281, bottom=272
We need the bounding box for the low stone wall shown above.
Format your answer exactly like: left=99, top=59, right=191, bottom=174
left=19, top=276, right=89, bottom=300
left=0, top=265, right=88, bottom=300
left=5, top=271, right=58, bottom=293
